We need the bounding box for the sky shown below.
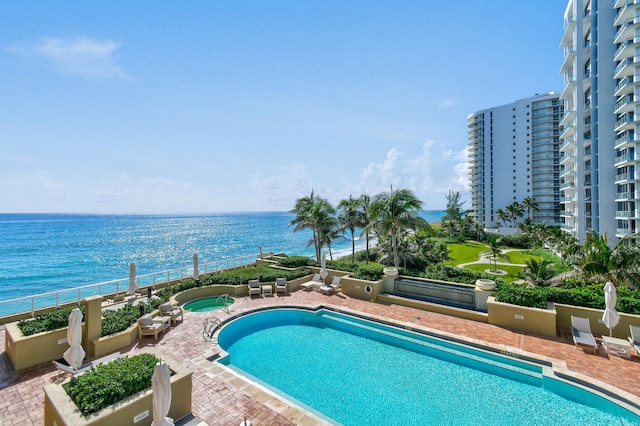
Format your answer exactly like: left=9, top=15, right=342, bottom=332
left=1, top=1, right=567, bottom=214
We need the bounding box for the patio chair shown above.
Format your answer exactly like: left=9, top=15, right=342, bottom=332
left=319, top=276, right=342, bottom=295
left=248, top=279, right=261, bottom=297
left=300, top=273, right=322, bottom=291
left=159, top=302, right=183, bottom=325
left=629, top=325, right=640, bottom=355
left=571, top=316, right=597, bottom=354
left=138, top=314, right=169, bottom=340
left=275, top=277, right=287, bottom=295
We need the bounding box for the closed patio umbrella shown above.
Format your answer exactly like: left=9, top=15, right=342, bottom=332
left=193, top=253, right=199, bottom=280
left=151, top=360, right=174, bottom=426
left=63, top=308, right=85, bottom=371
left=602, top=281, right=620, bottom=336
left=320, top=253, right=328, bottom=283
left=127, top=262, right=138, bottom=296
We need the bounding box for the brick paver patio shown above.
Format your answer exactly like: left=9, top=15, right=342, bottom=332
left=1, top=288, right=640, bottom=425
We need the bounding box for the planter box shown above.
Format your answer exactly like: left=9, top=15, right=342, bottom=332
left=43, top=349, right=192, bottom=426
left=91, top=322, right=139, bottom=358
left=487, top=296, right=557, bottom=337
left=4, top=322, right=74, bottom=371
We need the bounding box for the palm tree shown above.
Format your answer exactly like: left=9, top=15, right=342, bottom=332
left=337, top=195, right=363, bottom=263
left=359, top=194, right=373, bottom=263
left=496, top=208, right=510, bottom=227
left=523, top=258, right=554, bottom=286
left=487, top=236, right=502, bottom=273
left=288, top=191, right=336, bottom=261
left=370, top=187, right=432, bottom=268
left=506, top=201, right=525, bottom=227
left=521, top=196, right=539, bottom=220
left=577, top=231, right=640, bottom=288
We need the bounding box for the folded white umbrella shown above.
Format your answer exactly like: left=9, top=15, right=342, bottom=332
left=63, top=308, right=85, bottom=371
left=151, top=360, right=174, bottom=426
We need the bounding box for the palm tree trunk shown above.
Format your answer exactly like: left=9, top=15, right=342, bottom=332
left=351, top=229, right=355, bottom=263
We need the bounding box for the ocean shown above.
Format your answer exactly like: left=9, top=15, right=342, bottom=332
left=0, top=211, right=444, bottom=315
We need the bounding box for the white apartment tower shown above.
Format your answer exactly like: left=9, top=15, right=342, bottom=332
left=559, top=0, right=620, bottom=242
left=468, top=93, right=564, bottom=228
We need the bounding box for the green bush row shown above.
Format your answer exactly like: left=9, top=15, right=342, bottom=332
left=495, top=281, right=640, bottom=315
left=18, top=306, right=85, bottom=336
left=63, top=353, right=158, bottom=416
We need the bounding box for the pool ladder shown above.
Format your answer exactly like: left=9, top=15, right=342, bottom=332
left=203, top=318, right=222, bottom=344
left=214, top=294, right=230, bottom=314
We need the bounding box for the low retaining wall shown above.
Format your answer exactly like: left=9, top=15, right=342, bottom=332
left=555, top=303, right=640, bottom=339
left=4, top=322, right=73, bottom=371
left=487, top=297, right=557, bottom=337
left=44, top=349, right=192, bottom=426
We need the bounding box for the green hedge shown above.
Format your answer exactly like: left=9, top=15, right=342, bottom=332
left=63, top=353, right=158, bottom=416
left=18, top=306, right=85, bottom=337
left=495, top=281, right=640, bottom=314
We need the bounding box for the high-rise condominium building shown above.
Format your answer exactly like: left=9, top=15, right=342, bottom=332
left=559, top=0, right=635, bottom=243
left=468, top=93, right=564, bottom=228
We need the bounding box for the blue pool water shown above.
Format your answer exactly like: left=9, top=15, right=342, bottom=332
left=218, top=308, right=639, bottom=425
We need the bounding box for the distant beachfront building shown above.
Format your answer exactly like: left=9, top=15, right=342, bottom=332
left=467, top=93, right=564, bottom=229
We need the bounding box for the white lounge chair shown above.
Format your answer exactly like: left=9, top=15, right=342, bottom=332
left=571, top=316, right=597, bottom=354
left=248, top=279, right=261, bottom=297
left=53, top=351, right=122, bottom=380
left=629, top=325, right=640, bottom=355
left=159, top=302, right=183, bottom=325
left=300, top=273, right=322, bottom=291
left=275, top=277, right=287, bottom=295
left=319, top=276, right=342, bottom=295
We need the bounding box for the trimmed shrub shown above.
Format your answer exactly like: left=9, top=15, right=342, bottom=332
left=18, top=306, right=86, bottom=337
left=63, top=353, right=159, bottom=416
left=276, top=256, right=312, bottom=268
left=350, top=264, right=385, bottom=281
left=495, top=282, right=547, bottom=309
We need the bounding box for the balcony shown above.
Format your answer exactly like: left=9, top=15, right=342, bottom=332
left=615, top=93, right=640, bottom=114
left=615, top=131, right=636, bottom=148
left=616, top=211, right=636, bottom=218
left=560, top=47, right=576, bottom=74
left=615, top=16, right=640, bottom=44
left=615, top=113, right=637, bottom=132
left=615, top=55, right=640, bottom=80
left=560, top=123, right=576, bottom=139
left=615, top=75, right=640, bottom=97
left=561, top=15, right=575, bottom=47
left=615, top=172, right=631, bottom=182
left=615, top=36, right=640, bottom=62
left=615, top=0, right=640, bottom=27
left=615, top=152, right=635, bottom=165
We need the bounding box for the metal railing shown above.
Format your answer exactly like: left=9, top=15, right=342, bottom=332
left=0, top=253, right=258, bottom=318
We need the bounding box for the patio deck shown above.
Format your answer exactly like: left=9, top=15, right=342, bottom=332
left=2, top=288, right=640, bottom=425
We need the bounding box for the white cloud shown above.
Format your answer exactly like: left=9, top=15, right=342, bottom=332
left=349, top=141, right=470, bottom=208
left=437, top=97, right=457, bottom=108
left=8, top=37, right=128, bottom=80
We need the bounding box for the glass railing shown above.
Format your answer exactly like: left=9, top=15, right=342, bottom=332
left=0, top=253, right=258, bottom=318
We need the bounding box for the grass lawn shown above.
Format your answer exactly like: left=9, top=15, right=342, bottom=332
left=447, top=241, right=487, bottom=265
left=502, top=250, right=542, bottom=265
left=463, top=263, right=523, bottom=284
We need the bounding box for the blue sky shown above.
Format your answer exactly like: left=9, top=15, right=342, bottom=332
left=1, top=1, right=565, bottom=213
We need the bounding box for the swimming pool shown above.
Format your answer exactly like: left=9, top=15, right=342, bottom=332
left=183, top=296, right=234, bottom=312
left=217, top=308, right=640, bottom=425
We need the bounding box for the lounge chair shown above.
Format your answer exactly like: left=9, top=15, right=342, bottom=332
left=571, top=316, right=597, bottom=354
left=629, top=325, right=640, bottom=355
left=138, top=314, right=169, bottom=340
left=300, top=273, right=322, bottom=291
left=248, top=279, right=261, bottom=297
left=159, top=302, right=183, bottom=325
left=275, top=277, right=287, bottom=295
left=53, top=351, right=122, bottom=380
left=319, top=276, right=342, bottom=295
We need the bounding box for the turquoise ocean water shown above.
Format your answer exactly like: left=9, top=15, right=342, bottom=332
left=0, top=211, right=444, bottom=309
